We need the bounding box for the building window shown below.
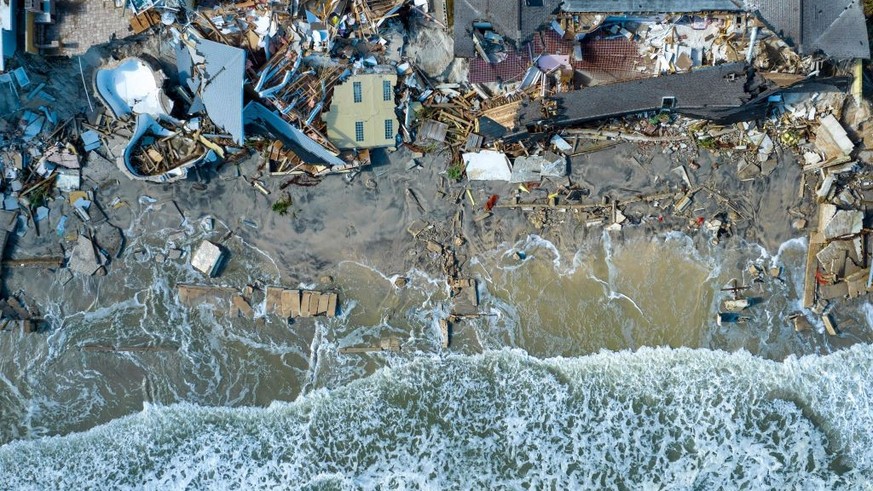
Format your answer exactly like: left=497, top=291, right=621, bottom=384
left=353, top=82, right=362, bottom=103
left=661, top=96, right=676, bottom=110
left=383, top=80, right=392, bottom=101
left=384, top=119, right=394, bottom=140
left=355, top=121, right=364, bottom=142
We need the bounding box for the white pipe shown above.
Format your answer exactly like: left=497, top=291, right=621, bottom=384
left=745, top=27, right=758, bottom=64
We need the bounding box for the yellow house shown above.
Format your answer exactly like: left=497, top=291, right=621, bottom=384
left=323, top=73, right=398, bottom=149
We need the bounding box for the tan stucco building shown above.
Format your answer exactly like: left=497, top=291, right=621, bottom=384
left=323, top=72, right=398, bottom=149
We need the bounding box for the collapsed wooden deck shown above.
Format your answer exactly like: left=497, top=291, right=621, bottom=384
left=177, top=284, right=338, bottom=319
left=265, top=287, right=337, bottom=318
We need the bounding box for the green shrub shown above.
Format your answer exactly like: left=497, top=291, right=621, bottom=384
left=447, top=164, right=464, bottom=181
left=272, top=195, right=293, bottom=216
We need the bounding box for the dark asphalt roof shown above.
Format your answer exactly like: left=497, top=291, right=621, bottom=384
left=453, top=0, right=521, bottom=58
left=453, top=0, right=562, bottom=58
left=519, top=66, right=850, bottom=132
left=456, top=0, right=870, bottom=60
left=560, top=0, right=744, bottom=12
left=756, top=0, right=870, bottom=59
left=528, top=63, right=761, bottom=126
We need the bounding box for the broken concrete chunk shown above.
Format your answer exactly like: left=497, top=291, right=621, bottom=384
left=550, top=134, right=573, bottom=154
left=804, top=152, right=823, bottom=166
left=792, top=314, right=812, bottom=332
left=818, top=281, right=849, bottom=301
left=69, top=236, right=102, bottom=276
left=510, top=153, right=568, bottom=183
left=43, top=146, right=80, bottom=169
left=307, top=291, right=320, bottom=317
left=190, top=240, right=225, bottom=277
left=819, top=205, right=863, bottom=240
left=510, top=156, right=543, bottom=183
left=816, top=114, right=854, bottom=159
left=736, top=159, right=761, bottom=181
left=760, top=158, right=778, bottom=177
left=57, top=268, right=74, bottom=285
left=317, top=294, right=330, bottom=315
left=816, top=242, right=848, bottom=276
left=177, top=284, right=236, bottom=308
left=3, top=196, right=19, bottom=211
left=132, top=249, right=149, bottom=262
left=757, top=134, right=775, bottom=162
left=463, top=150, right=512, bottom=181
left=540, top=152, right=567, bottom=178
left=326, top=293, right=338, bottom=318
left=56, top=169, right=82, bottom=192
left=81, top=130, right=102, bottom=152
left=674, top=194, right=692, bottom=212
left=0, top=211, right=18, bottom=233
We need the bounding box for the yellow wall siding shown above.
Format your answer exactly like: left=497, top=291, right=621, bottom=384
left=324, top=73, right=398, bottom=149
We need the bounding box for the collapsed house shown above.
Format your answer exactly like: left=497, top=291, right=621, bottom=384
left=522, top=62, right=851, bottom=132
left=452, top=0, right=563, bottom=60
left=93, top=56, right=221, bottom=183
left=244, top=101, right=356, bottom=176
left=453, top=0, right=870, bottom=85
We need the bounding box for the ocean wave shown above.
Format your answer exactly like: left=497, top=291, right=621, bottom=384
left=1, top=346, right=871, bottom=489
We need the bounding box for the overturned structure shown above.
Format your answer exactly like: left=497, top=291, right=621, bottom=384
left=94, top=57, right=213, bottom=183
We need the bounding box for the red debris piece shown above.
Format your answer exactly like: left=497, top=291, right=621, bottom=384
left=485, top=195, right=499, bottom=211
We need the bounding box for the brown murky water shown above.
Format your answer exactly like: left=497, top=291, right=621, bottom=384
left=1, top=222, right=871, bottom=447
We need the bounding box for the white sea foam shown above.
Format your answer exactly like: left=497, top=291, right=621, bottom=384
left=0, top=347, right=871, bottom=489
left=496, top=234, right=574, bottom=275
left=860, top=303, right=873, bottom=332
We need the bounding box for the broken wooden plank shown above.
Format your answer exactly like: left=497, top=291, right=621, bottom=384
left=317, top=293, right=330, bottom=315
left=300, top=291, right=313, bottom=317
left=265, top=287, right=283, bottom=315
left=230, top=295, right=254, bottom=318
left=283, top=289, right=301, bottom=318
left=308, top=292, right=320, bottom=317
left=803, top=232, right=826, bottom=309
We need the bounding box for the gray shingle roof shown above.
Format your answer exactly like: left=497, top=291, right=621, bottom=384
left=561, top=0, right=743, bottom=12
left=755, top=0, right=802, bottom=47
left=757, top=0, right=870, bottom=60
left=528, top=63, right=761, bottom=126
left=823, top=1, right=862, bottom=58
left=453, top=0, right=521, bottom=58
left=522, top=0, right=564, bottom=38
left=192, top=38, right=247, bottom=144
left=453, top=0, right=564, bottom=58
